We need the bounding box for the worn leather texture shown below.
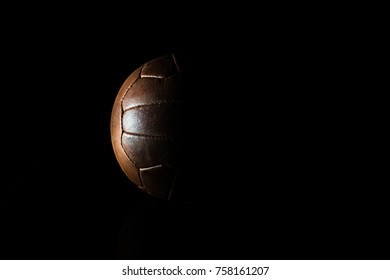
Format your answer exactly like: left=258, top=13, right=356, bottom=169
left=111, top=54, right=186, bottom=200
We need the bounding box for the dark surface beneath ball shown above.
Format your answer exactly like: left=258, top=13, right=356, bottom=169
left=0, top=21, right=387, bottom=260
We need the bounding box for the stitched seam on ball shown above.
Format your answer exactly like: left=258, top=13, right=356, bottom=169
left=139, top=164, right=164, bottom=171
left=123, top=101, right=181, bottom=111
left=141, top=74, right=165, bottom=78
left=141, top=72, right=181, bottom=79
left=172, top=53, right=181, bottom=72
left=123, top=131, right=175, bottom=140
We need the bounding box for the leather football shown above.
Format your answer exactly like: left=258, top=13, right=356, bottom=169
left=110, top=54, right=188, bottom=200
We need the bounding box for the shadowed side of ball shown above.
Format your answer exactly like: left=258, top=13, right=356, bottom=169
left=111, top=54, right=188, bottom=200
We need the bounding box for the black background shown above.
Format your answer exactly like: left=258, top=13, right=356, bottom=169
left=1, top=7, right=387, bottom=260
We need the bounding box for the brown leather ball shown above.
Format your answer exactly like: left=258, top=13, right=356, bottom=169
left=110, top=54, right=188, bottom=200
